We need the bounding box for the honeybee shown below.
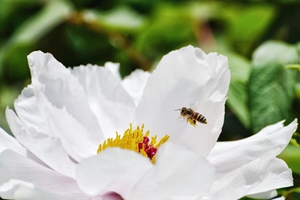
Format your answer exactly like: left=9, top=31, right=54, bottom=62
left=175, top=107, right=207, bottom=127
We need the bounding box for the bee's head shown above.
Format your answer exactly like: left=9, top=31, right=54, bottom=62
left=180, top=107, right=188, bottom=116
left=175, top=107, right=187, bottom=116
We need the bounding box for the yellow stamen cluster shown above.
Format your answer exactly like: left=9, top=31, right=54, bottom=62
left=97, top=124, right=169, bottom=163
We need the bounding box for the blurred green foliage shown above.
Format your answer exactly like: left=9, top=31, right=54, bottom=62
left=1, top=0, right=300, bottom=199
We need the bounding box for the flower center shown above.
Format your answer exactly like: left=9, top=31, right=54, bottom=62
left=97, top=124, right=169, bottom=163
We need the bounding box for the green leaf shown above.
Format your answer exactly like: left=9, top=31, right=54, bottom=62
left=135, top=3, right=195, bottom=59
left=0, top=0, right=73, bottom=77
left=278, top=144, right=300, bottom=175
left=295, top=82, right=300, bottom=100
left=85, top=6, right=145, bottom=33
left=249, top=41, right=298, bottom=133
left=0, top=85, right=19, bottom=135
left=224, top=4, right=276, bottom=54
left=225, top=52, right=251, bottom=128
left=281, top=187, right=300, bottom=199
left=0, top=0, right=39, bottom=27
left=11, top=0, right=72, bottom=44
left=13, top=0, right=71, bottom=43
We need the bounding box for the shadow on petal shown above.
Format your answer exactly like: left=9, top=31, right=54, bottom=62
left=102, top=192, right=124, bottom=200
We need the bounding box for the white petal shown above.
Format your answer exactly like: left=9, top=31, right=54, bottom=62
left=27, top=51, right=103, bottom=143
left=13, top=85, right=97, bottom=161
left=104, top=62, right=121, bottom=80
left=14, top=85, right=52, bottom=136
left=245, top=158, right=292, bottom=196
left=200, top=120, right=296, bottom=200
left=36, top=94, right=100, bottom=161
left=0, top=179, right=89, bottom=200
left=208, top=120, right=297, bottom=175
left=0, top=126, right=26, bottom=155
left=197, top=172, right=249, bottom=200
left=70, top=65, right=136, bottom=138
left=76, top=148, right=153, bottom=197
left=202, top=158, right=292, bottom=200
left=122, top=69, right=150, bottom=105
left=14, top=76, right=102, bottom=160
left=134, top=46, right=230, bottom=158
left=1, top=112, right=46, bottom=167
left=5, top=108, right=76, bottom=178
left=129, top=142, right=215, bottom=200
left=0, top=150, right=81, bottom=194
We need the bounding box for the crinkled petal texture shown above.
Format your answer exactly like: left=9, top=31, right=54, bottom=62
left=134, top=46, right=230, bottom=158
left=76, top=142, right=214, bottom=200
left=69, top=63, right=136, bottom=138
left=0, top=150, right=95, bottom=200
left=0, top=46, right=296, bottom=200
left=201, top=119, right=297, bottom=200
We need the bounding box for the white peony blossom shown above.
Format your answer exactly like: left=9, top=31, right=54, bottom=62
left=0, top=46, right=296, bottom=200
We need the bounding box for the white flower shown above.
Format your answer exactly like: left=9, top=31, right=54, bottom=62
left=0, top=46, right=296, bottom=200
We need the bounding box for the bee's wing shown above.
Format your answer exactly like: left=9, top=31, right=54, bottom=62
left=176, top=114, right=188, bottom=123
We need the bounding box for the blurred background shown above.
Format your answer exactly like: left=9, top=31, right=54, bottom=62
left=1, top=0, right=300, bottom=199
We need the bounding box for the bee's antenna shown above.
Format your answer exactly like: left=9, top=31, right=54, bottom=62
left=174, top=108, right=181, bottom=111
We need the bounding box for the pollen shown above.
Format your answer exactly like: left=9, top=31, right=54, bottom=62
left=97, top=124, right=169, bottom=163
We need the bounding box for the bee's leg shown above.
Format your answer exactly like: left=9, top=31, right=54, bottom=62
left=192, top=119, right=197, bottom=127
left=188, top=118, right=197, bottom=127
